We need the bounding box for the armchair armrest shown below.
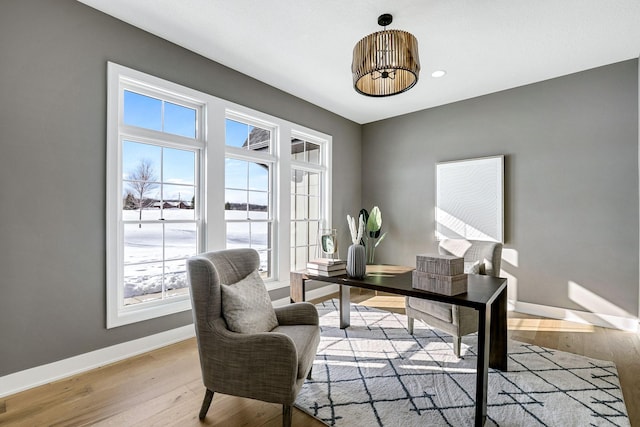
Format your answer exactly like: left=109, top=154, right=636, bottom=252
left=274, top=302, right=319, bottom=326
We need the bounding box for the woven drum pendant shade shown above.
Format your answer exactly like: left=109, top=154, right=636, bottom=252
left=352, top=28, right=420, bottom=97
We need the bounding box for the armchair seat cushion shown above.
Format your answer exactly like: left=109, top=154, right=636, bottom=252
left=272, top=324, right=321, bottom=379
left=407, top=298, right=452, bottom=323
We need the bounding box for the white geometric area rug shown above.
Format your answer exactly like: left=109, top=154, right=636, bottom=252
left=295, top=299, right=629, bottom=427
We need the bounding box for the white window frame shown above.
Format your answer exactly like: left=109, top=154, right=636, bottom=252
left=224, top=112, right=277, bottom=278
left=106, top=63, right=206, bottom=328
left=107, top=63, right=332, bottom=327
left=290, top=131, right=331, bottom=269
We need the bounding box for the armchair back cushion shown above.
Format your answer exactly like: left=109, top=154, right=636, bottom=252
left=221, top=269, right=278, bottom=334
left=438, top=239, right=502, bottom=277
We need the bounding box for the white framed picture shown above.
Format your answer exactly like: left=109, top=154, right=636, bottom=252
left=436, top=155, right=504, bottom=242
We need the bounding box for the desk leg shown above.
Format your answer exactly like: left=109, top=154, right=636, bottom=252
left=475, top=307, right=490, bottom=427
left=489, top=286, right=508, bottom=371
left=290, top=272, right=306, bottom=303
left=339, top=285, right=350, bottom=329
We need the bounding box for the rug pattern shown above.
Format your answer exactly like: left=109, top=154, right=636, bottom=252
left=295, top=300, right=629, bottom=427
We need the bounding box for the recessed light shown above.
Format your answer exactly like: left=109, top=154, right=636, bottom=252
left=431, top=70, right=446, bottom=78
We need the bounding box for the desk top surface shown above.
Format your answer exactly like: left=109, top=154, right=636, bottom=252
left=293, top=264, right=507, bottom=310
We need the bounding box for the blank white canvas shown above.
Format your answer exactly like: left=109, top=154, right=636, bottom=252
left=436, top=155, right=504, bottom=242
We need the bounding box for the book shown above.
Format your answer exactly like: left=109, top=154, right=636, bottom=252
left=308, top=258, right=345, bottom=266
left=306, top=267, right=347, bottom=277
left=307, top=261, right=346, bottom=271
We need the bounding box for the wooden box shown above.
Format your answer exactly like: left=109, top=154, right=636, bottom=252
left=416, top=254, right=464, bottom=276
left=412, top=270, right=468, bottom=296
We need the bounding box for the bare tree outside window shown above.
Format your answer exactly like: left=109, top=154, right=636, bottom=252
left=127, top=159, right=158, bottom=227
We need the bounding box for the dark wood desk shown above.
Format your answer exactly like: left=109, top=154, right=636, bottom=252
left=290, top=265, right=508, bottom=427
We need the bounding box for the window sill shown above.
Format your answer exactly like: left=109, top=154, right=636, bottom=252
left=107, top=297, right=192, bottom=329
left=265, top=280, right=290, bottom=292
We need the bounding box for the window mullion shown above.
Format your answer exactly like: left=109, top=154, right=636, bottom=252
left=121, top=127, right=205, bottom=150
left=162, top=222, right=166, bottom=299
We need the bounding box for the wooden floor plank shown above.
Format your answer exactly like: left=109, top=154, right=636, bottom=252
left=0, top=291, right=637, bottom=426
left=604, top=327, right=640, bottom=424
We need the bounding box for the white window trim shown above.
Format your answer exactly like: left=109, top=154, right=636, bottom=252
left=107, top=62, right=332, bottom=327
left=220, top=114, right=333, bottom=291
left=291, top=129, right=332, bottom=226
left=107, top=63, right=206, bottom=328
left=224, top=112, right=277, bottom=278
left=289, top=131, right=332, bottom=270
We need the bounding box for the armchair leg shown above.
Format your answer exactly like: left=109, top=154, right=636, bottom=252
left=283, top=404, right=292, bottom=427
left=307, top=367, right=313, bottom=380
left=407, top=316, right=414, bottom=334
left=199, top=389, right=214, bottom=420
left=453, top=336, right=462, bottom=358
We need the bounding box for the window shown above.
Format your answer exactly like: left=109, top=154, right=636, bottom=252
left=107, top=64, right=204, bottom=327
left=107, top=63, right=332, bottom=327
left=224, top=117, right=274, bottom=277
left=121, top=141, right=198, bottom=305
left=290, top=136, right=328, bottom=271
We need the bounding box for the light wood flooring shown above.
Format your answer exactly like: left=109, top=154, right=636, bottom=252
left=1, top=291, right=638, bottom=426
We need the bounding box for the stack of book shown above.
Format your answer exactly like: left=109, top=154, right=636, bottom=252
left=306, top=258, right=346, bottom=277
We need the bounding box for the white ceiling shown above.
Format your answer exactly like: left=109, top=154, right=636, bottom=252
left=79, top=0, right=640, bottom=124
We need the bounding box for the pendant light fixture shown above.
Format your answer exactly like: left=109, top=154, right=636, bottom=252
left=352, top=13, right=420, bottom=97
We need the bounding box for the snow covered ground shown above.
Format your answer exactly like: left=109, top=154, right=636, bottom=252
left=122, top=209, right=268, bottom=302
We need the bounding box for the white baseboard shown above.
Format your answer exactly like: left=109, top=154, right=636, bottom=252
left=0, top=324, right=196, bottom=399
left=2, top=285, right=339, bottom=399
left=513, top=300, right=639, bottom=332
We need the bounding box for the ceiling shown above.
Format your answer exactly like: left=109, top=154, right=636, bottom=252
left=79, top=0, right=640, bottom=124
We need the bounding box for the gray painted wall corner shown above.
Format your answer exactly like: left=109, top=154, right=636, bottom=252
left=362, top=59, right=639, bottom=323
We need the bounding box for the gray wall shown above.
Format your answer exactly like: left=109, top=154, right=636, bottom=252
left=0, top=0, right=361, bottom=376
left=1, top=0, right=636, bottom=380
left=362, top=60, right=639, bottom=322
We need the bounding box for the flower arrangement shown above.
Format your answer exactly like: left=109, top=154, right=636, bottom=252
left=347, top=213, right=365, bottom=245
left=347, top=206, right=387, bottom=264
left=360, top=206, right=387, bottom=264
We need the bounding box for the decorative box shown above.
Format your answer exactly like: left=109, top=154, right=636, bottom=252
left=416, top=254, right=464, bottom=276
left=412, top=270, right=468, bottom=296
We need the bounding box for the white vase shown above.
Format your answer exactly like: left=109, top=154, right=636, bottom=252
left=346, top=244, right=366, bottom=279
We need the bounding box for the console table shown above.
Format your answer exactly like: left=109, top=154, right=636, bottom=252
left=290, top=264, right=508, bottom=427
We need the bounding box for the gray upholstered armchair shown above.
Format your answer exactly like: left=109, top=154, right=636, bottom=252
left=405, top=239, right=503, bottom=357
left=187, top=248, right=320, bottom=427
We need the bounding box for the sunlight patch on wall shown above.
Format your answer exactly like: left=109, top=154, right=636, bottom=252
left=568, top=280, right=637, bottom=330
left=568, top=281, right=630, bottom=318
left=502, top=248, right=518, bottom=267
left=500, top=248, right=518, bottom=307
